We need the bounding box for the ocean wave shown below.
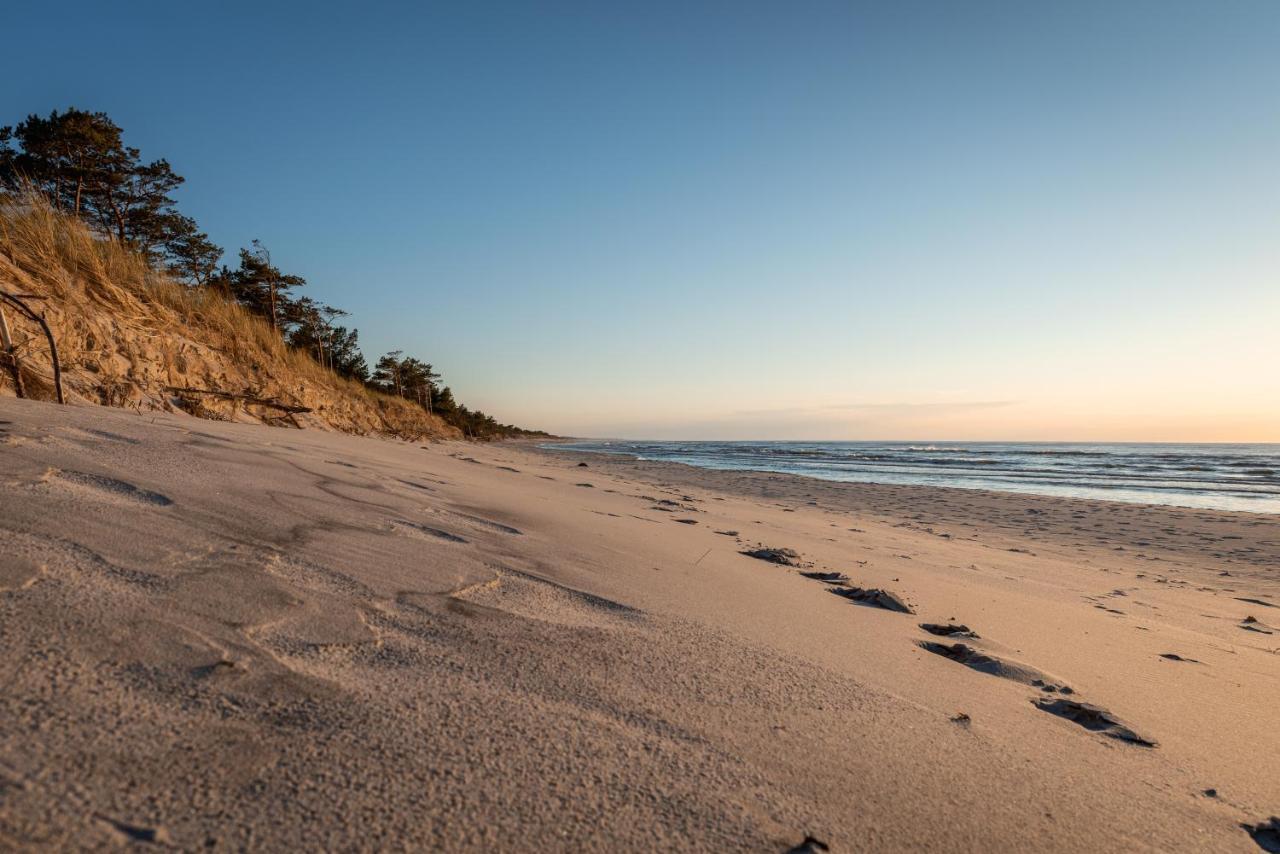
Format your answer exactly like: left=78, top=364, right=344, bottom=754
left=551, top=440, right=1280, bottom=512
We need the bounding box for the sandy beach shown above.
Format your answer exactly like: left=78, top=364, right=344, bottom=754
left=2, top=398, right=1278, bottom=851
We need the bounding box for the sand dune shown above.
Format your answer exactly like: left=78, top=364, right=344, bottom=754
left=2, top=399, right=1277, bottom=851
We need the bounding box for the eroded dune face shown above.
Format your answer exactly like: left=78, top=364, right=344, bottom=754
left=2, top=399, right=1278, bottom=851
left=0, top=204, right=459, bottom=441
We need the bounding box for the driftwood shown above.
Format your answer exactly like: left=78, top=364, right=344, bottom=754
left=0, top=290, right=63, bottom=403
left=165, top=386, right=313, bottom=414
left=0, top=305, right=23, bottom=397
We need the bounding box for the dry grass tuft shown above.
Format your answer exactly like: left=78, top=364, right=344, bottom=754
left=0, top=191, right=457, bottom=440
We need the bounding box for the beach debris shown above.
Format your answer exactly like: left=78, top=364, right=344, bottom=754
left=674, top=518, right=698, bottom=525
left=1158, top=653, right=1201, bottom=663
left=950, top=712, right=971, bottom=725
left=1241, top=617, right=1275, bottom=634
left=577, top=461, right=589, bottom=467
left=1242, top=817, right=1280, bottom=852
left=800, top=571, right=850, bottom=584
left=1032, top=698, right=1157, bottom=747
left=920, top=623, right=979, bottom=638
left=714, top=530, right=739, bottom=537
left=741, top=547, right=802, bottom=566
left=786, top=835, right=830, bottom=853
left=164, top=385, right=312, bottom=414
left=830, top=586, right=913, bottom=614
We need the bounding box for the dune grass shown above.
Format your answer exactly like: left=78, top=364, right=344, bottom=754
left=0, top=191, right=450, bottom=435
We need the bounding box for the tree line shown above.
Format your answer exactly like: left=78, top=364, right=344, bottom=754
left=0, top=107, right=545, bottom=439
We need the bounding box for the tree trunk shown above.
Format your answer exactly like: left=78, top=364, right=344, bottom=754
left=110, top=196, right=127, bottom=243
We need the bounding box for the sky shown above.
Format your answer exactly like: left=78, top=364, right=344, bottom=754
left=4, top=1, right=1279, bottom=441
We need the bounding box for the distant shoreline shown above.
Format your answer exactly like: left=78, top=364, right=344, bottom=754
left=539, top=439, right=1280, bottom=515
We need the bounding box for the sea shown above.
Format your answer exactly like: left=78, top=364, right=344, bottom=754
left=549, top=440, right=1280, bottom=514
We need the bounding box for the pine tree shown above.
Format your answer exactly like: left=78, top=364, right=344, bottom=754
left=399, top=357, right=441, bottom=411
left=1, top=108, right=223, bottom=278
left=164, top=215, right=223, bottom=285
left=214, top=241, right=305, bottom=331
left=371, top=351, right=406, bottom=397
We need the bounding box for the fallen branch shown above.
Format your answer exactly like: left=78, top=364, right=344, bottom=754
left=165, top=386, right=313, bottom=414
left=0, top=290, right=63, bottom=403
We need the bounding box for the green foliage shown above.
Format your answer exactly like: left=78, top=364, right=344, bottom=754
left=210, top=240, right=306, bottom=330
left=2, top=105, right=546, bottom=438
left=0, top=108, right=194, bottom=267
left=369, top=352, right=545, bottom=438
left=327, top=327, right=370, bottom=383
left=164, top=216, right=223, bottom=285
left=0, top=108, right=124, bottom=216
left=371, top=350, right=406, bottom=396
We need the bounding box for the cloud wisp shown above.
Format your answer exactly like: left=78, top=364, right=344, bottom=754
left=730, top=401, right=1018, bottom=418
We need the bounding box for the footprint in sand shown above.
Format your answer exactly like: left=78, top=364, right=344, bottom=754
left=93, top=813, right=170, bottom=844
left=919, top=642, right=1071, bottom=693
left=741, top=547, right=803, bottom=566
left=920, top=622, right=979, bottom=639
left=1243, top=817, right=1280, bottom=852
left=448, top=568, right=643, bottom=630
left=388, top=520, right=468, bottom=544
left=1032, top=698, right=1157, bottom=747
left=65, top=427, right=141, bottom=445
left=800, top=571, right=850, bottom=584
left=48, top=470, right=173, bottom=507
left=830, top=586, right=914, bottom=614
left=443, top=510, right=522, bottom=536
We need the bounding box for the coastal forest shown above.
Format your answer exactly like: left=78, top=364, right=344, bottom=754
left=0, top=107, right=545, bottom=439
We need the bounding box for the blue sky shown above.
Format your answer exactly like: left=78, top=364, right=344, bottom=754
left=5, top=1, right=1279, bottom=439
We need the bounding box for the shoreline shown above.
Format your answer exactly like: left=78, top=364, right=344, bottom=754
left=534, top=442, right=1280, bottom=578
left=3, top=399, right=1278, bottom=851
left=538, top=441, right=1280, bottom=516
